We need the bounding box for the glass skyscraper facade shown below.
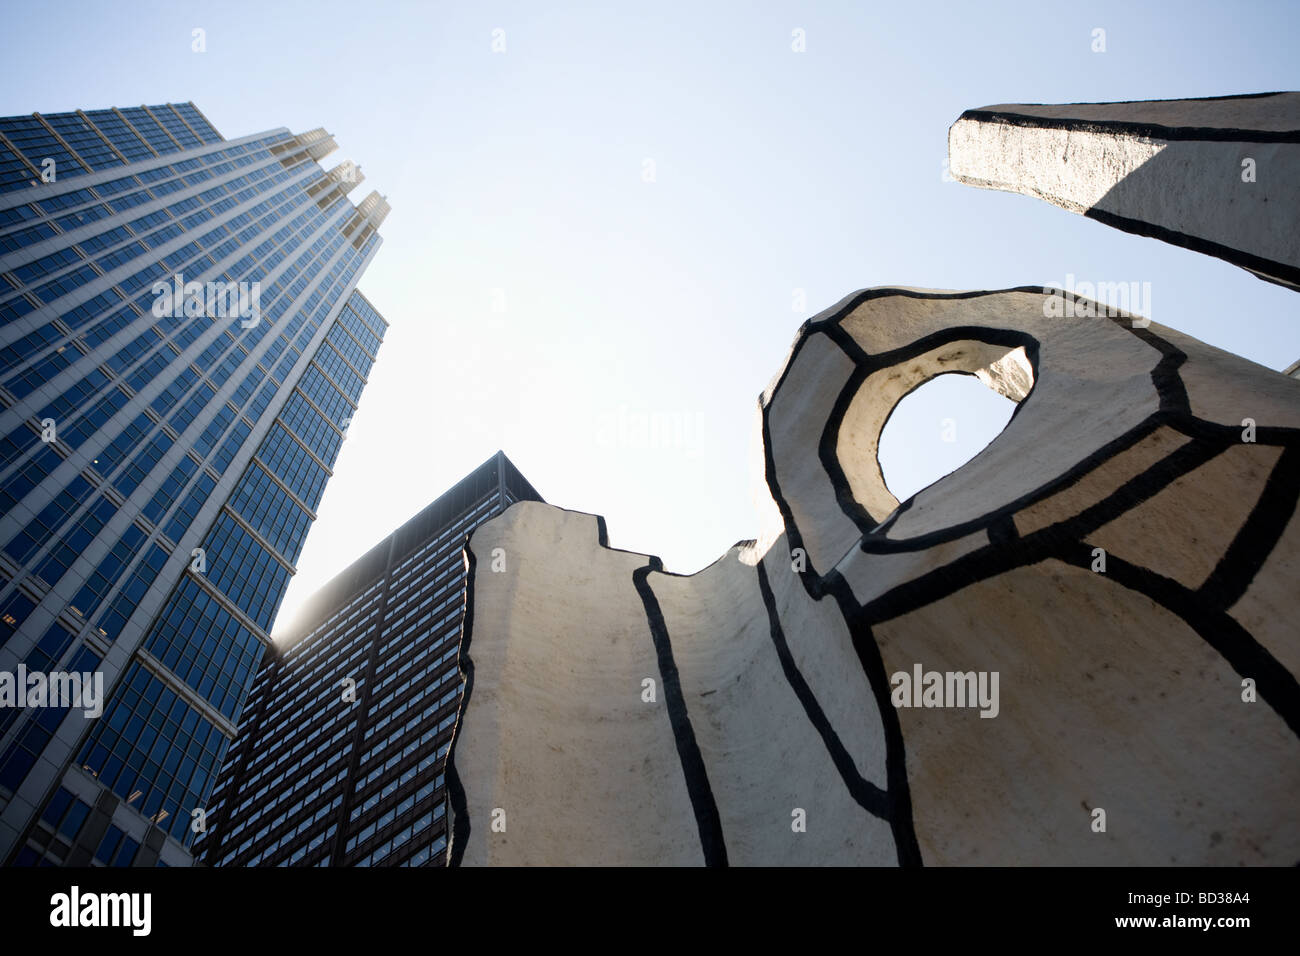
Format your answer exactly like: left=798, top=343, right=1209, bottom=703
left=0, top=103, right=389, bottom=867
left=0, top=104, right=224, bottom=195
left=196, top=452, right=541, bottom=868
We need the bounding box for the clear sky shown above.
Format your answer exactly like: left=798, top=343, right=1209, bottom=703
left=3, top=0, right=1297, bottom=634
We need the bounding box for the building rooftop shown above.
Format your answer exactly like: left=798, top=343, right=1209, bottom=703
left=271, top=450, right=540, bottom=647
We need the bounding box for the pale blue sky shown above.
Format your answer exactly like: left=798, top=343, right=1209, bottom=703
left=3, top=0, right=1297, bottom=629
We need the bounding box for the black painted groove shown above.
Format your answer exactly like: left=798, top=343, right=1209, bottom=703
left=805, top=286, right=1051, bottom=337
left=857, top=437, right=1230, bottom=627
left=1055, top=541, right=1300, bottom=740
left=828, top=322, right=1042, bottom=380
left=632, top=559, right=729, bottom=866
left=818, top=323, right=886, bottom=534
left=1085, top=208, right=1300, bottom=293
left=1169, top=414, right=1300, bottom=448
left=448, top=509, right=740, bottom=865
left=852, top=502, right=1300, bottom=743
left=762, top=375, right=925, bottom=865
left=1127, top=324, right=1190, bottom=413
left=754, top=558, right=890, bottom=819
left=1199, top=443, right=1300, bottom=608
left=761, top=368, right=826, bottom=592
left=956, top=102, right=1300, bottom=144
left=1026, top=431, right=1227, bottom=547
left=872, top=498, right=912, bottom=537
left=444, top=545, right=477, bottom=868
left=821, top=568, right=924, bottom=867
left=856, top=410, right=1164, bottom=555
left=988, top=515, right=1019, bottom=546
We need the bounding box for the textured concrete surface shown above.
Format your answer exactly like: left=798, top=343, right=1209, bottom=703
left=446, top=286, right=1300, bottom=865
left=948, top=93, right=1300, bottom=290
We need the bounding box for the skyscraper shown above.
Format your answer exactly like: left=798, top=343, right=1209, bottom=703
left=0, top=103, right=389, bottom=867
left=196, top=452, right=541, bottom=868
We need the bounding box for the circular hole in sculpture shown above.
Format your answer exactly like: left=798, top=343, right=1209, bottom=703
left=878, top=372, right=1017, bottom=504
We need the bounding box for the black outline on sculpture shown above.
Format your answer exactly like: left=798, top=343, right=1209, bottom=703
left=447, top=284, right=1298, bottom=867
left=953, top=95, right=1300, bottom=289
left=755, top=559, right=890, bottom=820
left=447, top=509, right=743, bottom=866
left=754, top=287, right=1300, bottom=865
left=958, top=93, right=1300, bottom=144
left=445, top=544, right=477, bottom=867
left=633, top=560, right=729, bottom=866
